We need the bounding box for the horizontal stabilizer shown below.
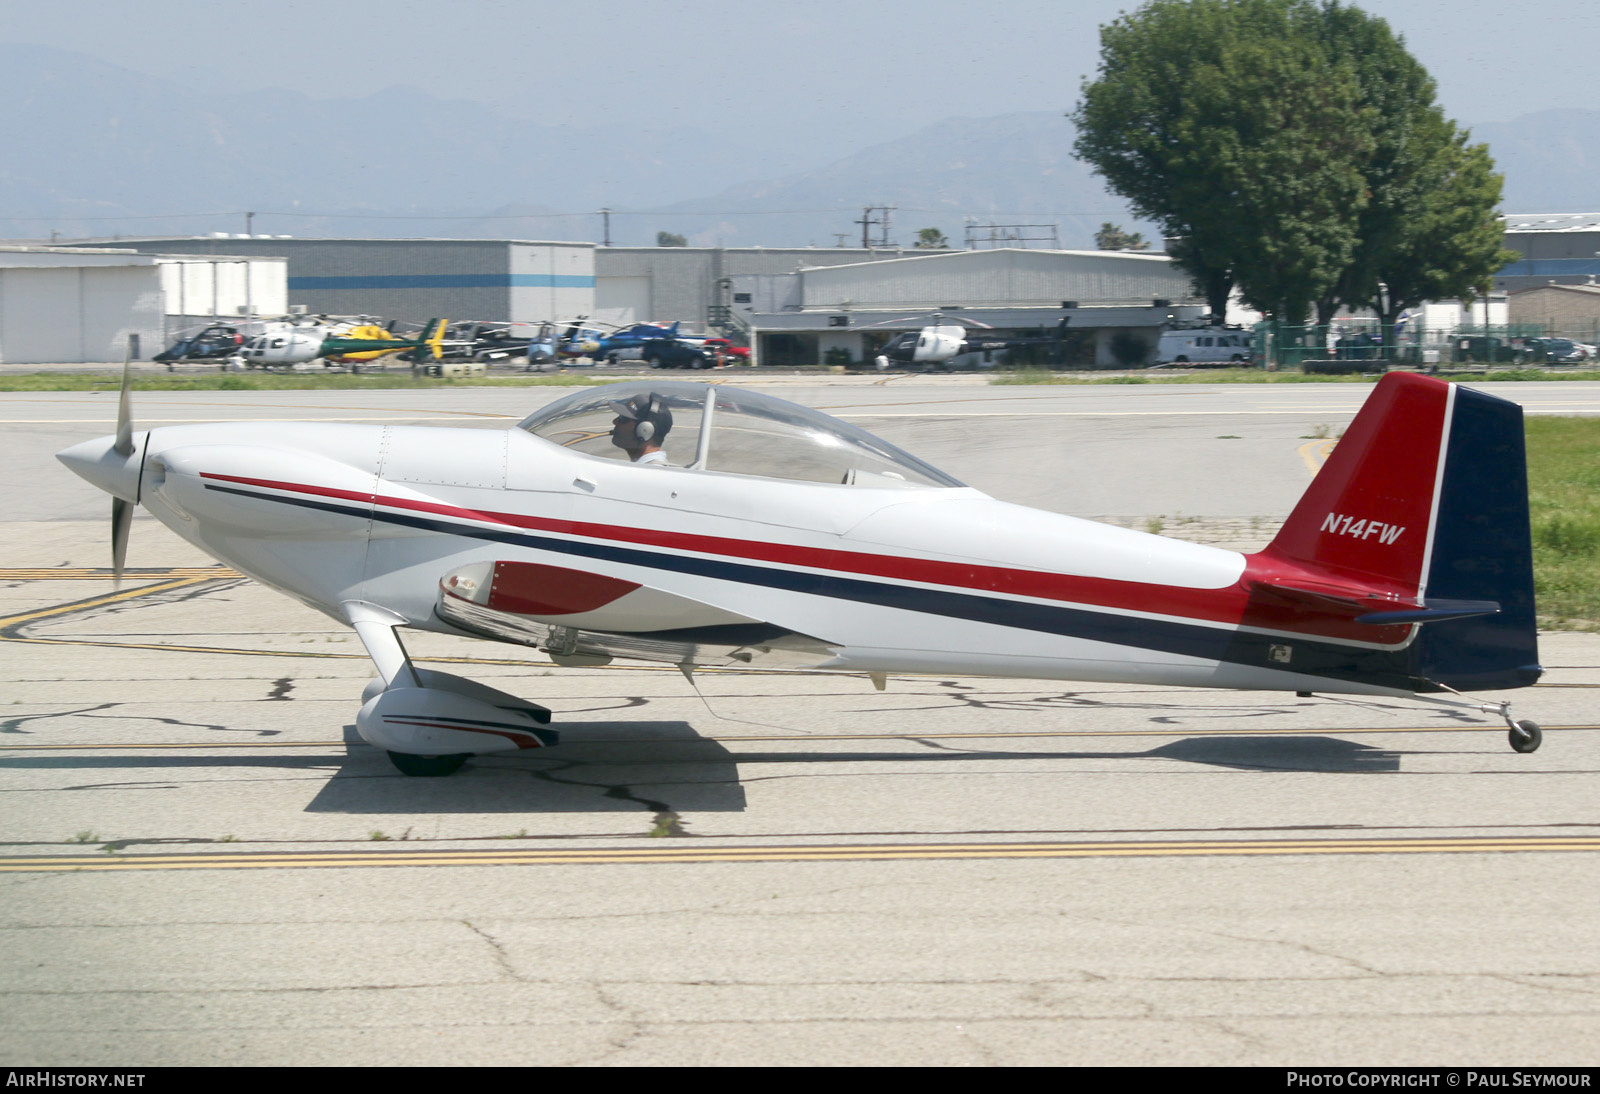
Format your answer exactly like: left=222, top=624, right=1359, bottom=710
left=1355, top=600, right=1501, bottom=626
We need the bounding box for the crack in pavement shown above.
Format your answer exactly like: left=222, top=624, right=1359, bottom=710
left=1486, top=973, right=1600, bottom=998
left=462, top=920, right=522, bottom=982
left=78, top=708, right=280, bottom=738
left=581, top=982, right=647, bottom=1065
left=0, top=703, right=118, bottom=735
left=523, top=757, right=692, bottom=839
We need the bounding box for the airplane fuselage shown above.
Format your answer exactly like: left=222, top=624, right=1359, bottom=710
left=116, top=418, right=1428, bottom=698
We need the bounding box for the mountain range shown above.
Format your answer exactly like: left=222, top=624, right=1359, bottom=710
left=0, top=43, right=1593, bottom=250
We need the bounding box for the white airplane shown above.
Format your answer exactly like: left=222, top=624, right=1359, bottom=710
left=57, top=368, right=1544, bottom=775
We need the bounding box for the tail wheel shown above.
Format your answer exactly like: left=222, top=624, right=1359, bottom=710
left=1508, top=721, right=1542, bottom=754
left=387, top=751, right=470, bottom=776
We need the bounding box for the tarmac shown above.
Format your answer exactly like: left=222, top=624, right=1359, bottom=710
left=2, top=377, right=1597, bottom=1066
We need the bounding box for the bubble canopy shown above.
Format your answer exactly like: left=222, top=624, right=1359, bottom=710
left=516, top=381, right=963, bottom=489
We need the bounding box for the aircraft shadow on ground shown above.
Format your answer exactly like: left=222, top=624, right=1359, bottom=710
left=304, top=722, right=751, bottom=815
left=0, top=731, right=1399, bottom=817
left=304, top=729, right=1401, bottom=812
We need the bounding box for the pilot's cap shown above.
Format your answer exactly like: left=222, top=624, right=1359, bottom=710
left=609, top=392, right=673, bottom=436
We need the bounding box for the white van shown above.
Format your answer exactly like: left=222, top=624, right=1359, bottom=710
left=1155, top=329, right=1253, bottom=366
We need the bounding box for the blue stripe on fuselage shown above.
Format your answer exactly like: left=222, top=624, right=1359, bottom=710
left=204, top=483, right=1425, bottom=690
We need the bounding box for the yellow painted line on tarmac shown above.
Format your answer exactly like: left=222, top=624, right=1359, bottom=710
left=5, top=834, right=1600, bottom=872
left=1298, top=438, right=1337, bottom=475
left=2, top=417, right=507, bottom=425
left=3, top=723, right=1593, bottom=751
left=0, top=577, right=214, bottom=631
left=0, top=571, right=550, bottom=667
left=0, top=567, right=238, bottom=580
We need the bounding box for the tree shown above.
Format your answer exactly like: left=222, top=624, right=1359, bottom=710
left=1075, top=0, right=1512, bottom=331
left=1175, top=30, right=1372, bottom=324
left=1073, top=0, right=1372, bottom=325
left=1364, top=132, right=1518, bottom=330
left=656, top=231, right=688, bottom=247
left=1306, top=2, right=1515, bottom=327
left=914, top=227, right=949, bottom=249
left=1094, top=223, right=1149, bottom=251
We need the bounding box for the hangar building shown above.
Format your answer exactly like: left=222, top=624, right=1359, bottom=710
left=0, top=246, right=284, bottom=365
left=61, top=237, right=594, bottom=329
left=52, top=236, right=1204, bottom=366
left=736, top=248, right=1205, bottom=367
left=1497, top=213, right=1600, bottom=290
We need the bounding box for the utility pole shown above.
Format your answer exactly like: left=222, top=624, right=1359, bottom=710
left=598, top=208, right=612, bottom=247
left=245, top=211, right=255, bottom=236
left=853, top=205, right=896, bottom=249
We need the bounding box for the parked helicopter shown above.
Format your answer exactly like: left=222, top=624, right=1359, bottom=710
left=240, top=318, right=447, bottom=369
left=57, top=366, right=1543, bottom=776
left=869, top=313, right=1073, bottom=370
left=152, top=324, right=247, bottom=365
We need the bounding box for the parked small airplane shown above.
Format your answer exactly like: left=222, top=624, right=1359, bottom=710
left=240, top=319, right=447, bottom=369
left=57, top=367, right=1543, bottom=776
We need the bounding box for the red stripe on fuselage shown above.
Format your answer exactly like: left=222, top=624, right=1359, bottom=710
left=379, top=717, right=545, bottom=748
left=200, top=472, right=1407, bottom=644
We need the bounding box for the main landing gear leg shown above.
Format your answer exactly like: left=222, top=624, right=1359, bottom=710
left=344, top=601, right=468, bottom=776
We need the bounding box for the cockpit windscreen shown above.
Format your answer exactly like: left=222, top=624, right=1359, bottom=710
left=517, top=381, right=963, bottom=488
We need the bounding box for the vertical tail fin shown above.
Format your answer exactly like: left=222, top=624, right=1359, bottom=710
left=1257, top=371, right=1539, bottom=691
left=419, top=318, right=447, bottom=361
left=1262, top=371, right=1449, bottom=594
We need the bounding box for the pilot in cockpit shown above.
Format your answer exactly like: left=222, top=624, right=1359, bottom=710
left=609, top=393, right=674, bottom=465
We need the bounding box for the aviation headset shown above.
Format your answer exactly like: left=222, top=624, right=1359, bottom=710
left=612, top=392, right=672, bottom=444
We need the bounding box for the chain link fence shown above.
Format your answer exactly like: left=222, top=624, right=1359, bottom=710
left=1252, top=320, right=1600, bottom=371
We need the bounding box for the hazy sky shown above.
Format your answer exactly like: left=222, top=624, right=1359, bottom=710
left=7, top=0, right=1598, bottom=158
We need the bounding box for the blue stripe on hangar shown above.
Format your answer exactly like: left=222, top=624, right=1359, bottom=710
left=286, top=274, right=596, bottom=290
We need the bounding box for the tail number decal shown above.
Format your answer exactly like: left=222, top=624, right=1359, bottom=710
left=1321, top=513, right=1405, bottom=544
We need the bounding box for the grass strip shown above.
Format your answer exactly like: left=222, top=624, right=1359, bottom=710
left=991, top=367, right=1600, bottom=385
left=1526, top=416, right=1600, bottom=630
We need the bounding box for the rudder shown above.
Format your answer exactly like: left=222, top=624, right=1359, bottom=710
left=1258, top=371, right=1539, bottom=692
left=1410, top=383, right=1540, bottom=690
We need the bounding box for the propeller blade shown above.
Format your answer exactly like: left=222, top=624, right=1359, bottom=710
left=111, top=496, right=132, bottom=586
left=112, top=337, right=136, bottom=585
left=113, top=339, right=135, bottom=458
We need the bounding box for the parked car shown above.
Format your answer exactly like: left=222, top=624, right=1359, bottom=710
left=1524, top=337, right=1591, bottom=363
left=1453, top=336, right=1518, bottom=364
left=702, top=338, right=751, bottom=365
left=1334, top=331, right=1386, bottom=360
left=641, top=338, right=715, bottom=369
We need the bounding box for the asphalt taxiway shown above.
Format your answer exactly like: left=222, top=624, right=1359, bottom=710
left=2, top=378, right=1598, bottom=1066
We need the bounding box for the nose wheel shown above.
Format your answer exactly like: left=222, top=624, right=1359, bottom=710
left=387, top=751, right=470, bottom=777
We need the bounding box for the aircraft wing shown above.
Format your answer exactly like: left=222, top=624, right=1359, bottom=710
left=435, top=560, right=837, bottom=669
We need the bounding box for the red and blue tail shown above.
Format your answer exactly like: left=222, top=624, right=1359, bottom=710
left=1252, top=371, right=1540, bottom=692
